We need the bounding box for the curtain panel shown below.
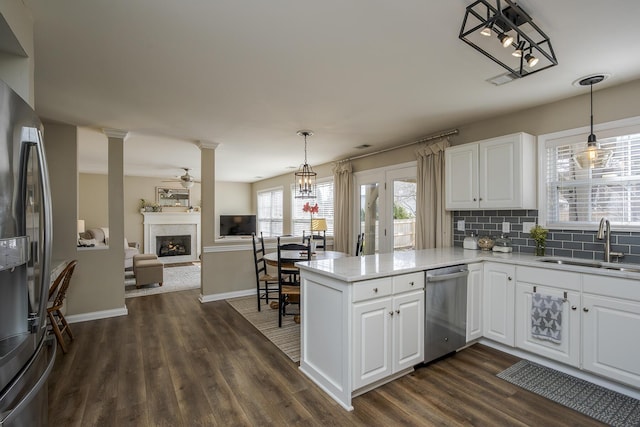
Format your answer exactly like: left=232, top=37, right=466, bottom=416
left=416, top=140, right=452, bottom=249
left=332, top=161, right=353, bottom=254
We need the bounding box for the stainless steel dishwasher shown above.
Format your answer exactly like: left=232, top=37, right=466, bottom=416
left=424, top=265, right=469, bottom=363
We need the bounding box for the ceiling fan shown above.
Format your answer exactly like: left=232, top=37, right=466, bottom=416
left=162, top=168, right=200, bottom=188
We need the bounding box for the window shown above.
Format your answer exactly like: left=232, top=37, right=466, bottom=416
left=291, top=179, right=334, bottom=236
left=257, top=187, right=283, bottom=237
left=541, top=118, right=640, bottom=229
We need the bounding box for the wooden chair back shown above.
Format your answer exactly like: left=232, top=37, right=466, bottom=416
left=49, top=260, right=78, bottom=310
left=355, top=233, right=365, bottom=256
left=276, top=237, right=310, bottom=327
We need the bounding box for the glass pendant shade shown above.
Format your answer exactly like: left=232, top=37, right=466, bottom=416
left=573, top=75, right=610, bottom=169
left=574, top=138, right=612, bottom=169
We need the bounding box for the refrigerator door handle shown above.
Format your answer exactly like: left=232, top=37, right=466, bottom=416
left=0, top=339, right=56, bottom=426
left=20, top=128, right=53, bottom=334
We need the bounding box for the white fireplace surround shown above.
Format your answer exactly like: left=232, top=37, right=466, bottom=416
left=143, top=212, right=201, bottom=263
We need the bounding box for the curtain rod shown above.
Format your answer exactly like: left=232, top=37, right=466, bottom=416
left=336, top=128, right=459, bottom=163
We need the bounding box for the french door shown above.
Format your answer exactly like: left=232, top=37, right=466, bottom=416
left=354, top=163, right=417, bottom=254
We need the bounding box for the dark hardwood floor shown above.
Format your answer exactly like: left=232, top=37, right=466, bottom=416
left=48, top=289, right=605, bottom=426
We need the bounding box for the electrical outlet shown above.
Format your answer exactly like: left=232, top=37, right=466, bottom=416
left=457, top=220, right=465, bottom=231
left=502, top=222, right=510, bottom=233
left=523, top=222, right=536, bottom=234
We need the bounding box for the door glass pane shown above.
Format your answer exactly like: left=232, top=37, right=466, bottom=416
left=360, top=183, right=379, bottom=254
left=393, top=178, right=416, bottom=251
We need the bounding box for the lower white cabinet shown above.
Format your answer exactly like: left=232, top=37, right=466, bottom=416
left=514, top=267, right=581, bottom=367
left=582, top=275, right=640, bottom=388
left=482, top=262, right=515, bottom=346
left=466, top=263, right=483, bottom=342
left=352, top=276, right=424, bottom=390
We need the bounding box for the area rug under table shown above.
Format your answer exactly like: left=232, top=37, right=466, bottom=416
left=498, top=360, right=640, bottom=427
left=226, top=295, right=300, bottom=363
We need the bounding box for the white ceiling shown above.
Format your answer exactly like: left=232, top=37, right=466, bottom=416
left=23, top=0, right=640, bottom=182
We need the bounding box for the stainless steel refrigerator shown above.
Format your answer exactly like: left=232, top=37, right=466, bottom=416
left=0, top=79, right=55, bottom=426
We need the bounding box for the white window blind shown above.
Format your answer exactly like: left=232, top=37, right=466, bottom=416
left=291, top=180, right=334, bottom=236
left=257, top=188, right=283, bottom=237
left=545, top=132, right=640, bottom=228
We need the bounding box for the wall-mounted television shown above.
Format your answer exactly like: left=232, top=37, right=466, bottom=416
left=219, top=215, right=257, bottom=237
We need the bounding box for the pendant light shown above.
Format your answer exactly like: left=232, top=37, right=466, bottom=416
left=573, top=75, right=612, bottom=169
left=294, top=130, right=317, bottom=199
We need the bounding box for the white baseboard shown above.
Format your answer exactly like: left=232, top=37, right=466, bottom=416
left=66, top=306, right=128, bottom=324
left=199, top=288, right=255, bottom=304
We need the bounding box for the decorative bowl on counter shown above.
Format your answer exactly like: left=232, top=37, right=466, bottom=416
left=477, top=236, right=495, bottom=251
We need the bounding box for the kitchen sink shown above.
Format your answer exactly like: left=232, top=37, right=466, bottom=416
left=537, top=258, right=603, bottom=268
left=537, top=257, right=640, bottom=273
left=602, top=266, right=640, bottom=273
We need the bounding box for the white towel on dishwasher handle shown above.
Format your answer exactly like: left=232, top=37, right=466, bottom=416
left=531, top=293, right=563, bottom=344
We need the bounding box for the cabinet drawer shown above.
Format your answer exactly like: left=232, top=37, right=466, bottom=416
left=352, top=277, right=392, bottom=302
left=516, top=266, right=581, bottom=291
left=583, top=274, right=640, bottom=302
left=392, top=272, right=424, bottom=294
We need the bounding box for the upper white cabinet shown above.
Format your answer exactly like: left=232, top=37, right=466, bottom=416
left=445, top=132, right=536, bottom=210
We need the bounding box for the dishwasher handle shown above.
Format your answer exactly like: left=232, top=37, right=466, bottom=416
left=426, top=270, right=469, bottom=283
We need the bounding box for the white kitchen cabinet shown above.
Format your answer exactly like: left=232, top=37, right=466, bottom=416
left=392, top=290, right=424, bottom=371
left=482, top=262, right=515, bottom=346
left=582, top=275, right=640, bottom=388
left=353, top=296, right=393, bottom=389
left=514, top=267, right=581, bottom=367
left=466, top=263, right=483, bottom=342
left=352, top=275, right=424, bottom=390
left=445, top=132, right=536, bottom=210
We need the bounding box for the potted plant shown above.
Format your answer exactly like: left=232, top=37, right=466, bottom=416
left=530, top=225, right=549, bottom=256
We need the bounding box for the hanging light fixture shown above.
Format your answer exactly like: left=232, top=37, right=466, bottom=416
left=459, top=0, right=557, bottom=78
left=294, top=130, right=317, bottom=199
left=573, top=75, right=612, bottom=169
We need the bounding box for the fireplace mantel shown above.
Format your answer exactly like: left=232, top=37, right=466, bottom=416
left=142, top=212, right=201, bottom=263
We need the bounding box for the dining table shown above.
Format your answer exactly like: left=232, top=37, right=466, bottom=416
left=263, top=250, right=348, bottom=267
left=263, top=250, right=349, bottom=314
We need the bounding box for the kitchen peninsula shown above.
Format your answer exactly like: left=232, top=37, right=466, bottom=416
left=297, top=247, right=640, bottom=410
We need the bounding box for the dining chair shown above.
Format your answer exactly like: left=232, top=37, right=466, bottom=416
left=47, top=259, right=78, bottom=354
left=303, top=230, right=326, bottom=251
left=355, top=232, right=365, bottom=256
left=252, top=232, right=278, bottom=311
left=277, top=237, right=311, bottom=327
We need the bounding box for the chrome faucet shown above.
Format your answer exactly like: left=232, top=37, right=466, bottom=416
left=597, top=217, right=624, bottom=262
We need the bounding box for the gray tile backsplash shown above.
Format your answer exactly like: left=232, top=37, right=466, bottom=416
left=452, top=210, right=640, bottom=264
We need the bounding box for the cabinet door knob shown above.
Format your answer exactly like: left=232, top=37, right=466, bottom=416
left=389, top=311, right=394, bottom=316
left=409, top=281, right=414, bottom=286
left=479, top=197, right=483, bottom=201
left=571, top=306, right=577, bottom=311
left=395, top=309, right=400, bottom=315
left=508, top=276, right=512, bottom=281
left=583, top=307, right=589, bottom=312
left=473, top=198, right=477, bottom=201
left=373, top=288, right=378, bottom=293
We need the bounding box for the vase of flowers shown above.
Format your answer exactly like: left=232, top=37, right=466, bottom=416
left=302, top=202, right=319, bottom=231
left=530, top=225, right=549, bottom=256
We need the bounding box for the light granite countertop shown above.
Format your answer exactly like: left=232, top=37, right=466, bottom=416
left=296, top=247, right=640, bottom=283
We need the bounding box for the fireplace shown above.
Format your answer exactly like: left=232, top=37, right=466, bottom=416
left=143, top=212, right=200, bottom=263
left=156, top=235, right=192, bottom=258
